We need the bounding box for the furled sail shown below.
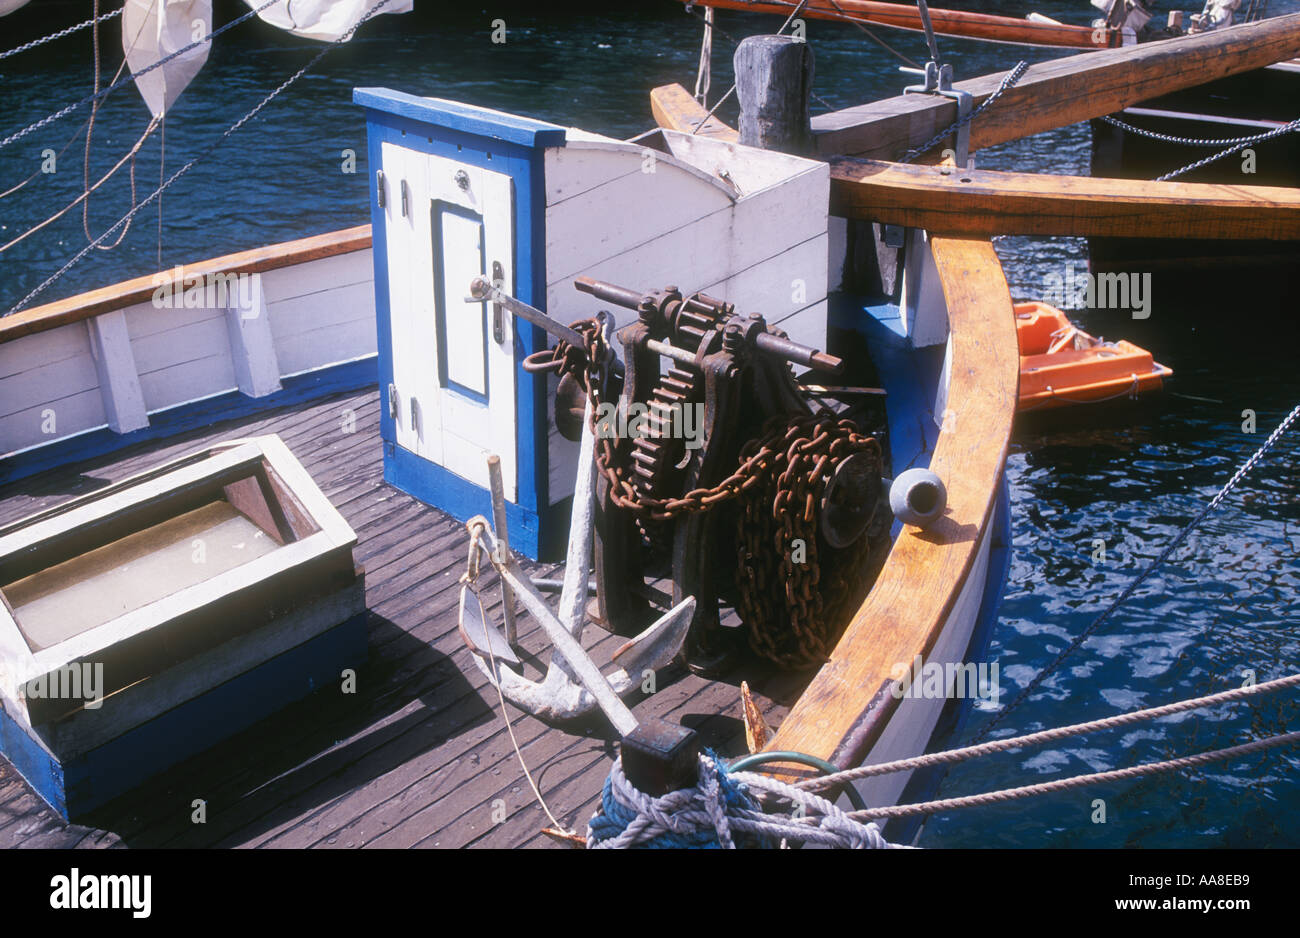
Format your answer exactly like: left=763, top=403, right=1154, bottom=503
left=0, top=0, right=31, bottom=15
left=122, top=0, right=214, bottom=118
left=243, top=0, right=413, bottom=42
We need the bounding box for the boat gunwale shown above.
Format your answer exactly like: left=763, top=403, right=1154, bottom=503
left=767, top=235, right=1019, bottom=775
left=0, top=225, right=373, bottom=346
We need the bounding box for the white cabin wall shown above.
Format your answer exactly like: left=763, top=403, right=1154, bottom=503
left=542, top=139, right=831, bottom=505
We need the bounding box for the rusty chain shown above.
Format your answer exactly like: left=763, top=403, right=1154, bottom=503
left=525, top=320, right=777, bottom=522
left=734, top=414, right=882, bottom=669
left=527, top=320, right=884, bottom=668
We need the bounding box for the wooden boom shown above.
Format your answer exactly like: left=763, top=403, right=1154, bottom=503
left=681, top=0, right=1118, bottom=49
left=830, top=159, right=1300, bottom=239
left=812, top=12, right=1300, bottom=160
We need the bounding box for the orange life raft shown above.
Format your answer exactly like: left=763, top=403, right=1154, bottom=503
left=1015, top=302, right=1172, bottom=412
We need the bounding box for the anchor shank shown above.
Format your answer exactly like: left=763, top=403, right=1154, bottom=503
left=477, top=526, right=639, bottom=737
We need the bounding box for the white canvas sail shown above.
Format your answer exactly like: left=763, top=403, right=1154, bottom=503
left=122, top=0, right=213, bottom=118
left=0, top=0, right=31, bottom=15
left=243, top=0, right=412, bottom=43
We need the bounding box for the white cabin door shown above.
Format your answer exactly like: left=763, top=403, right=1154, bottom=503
left=382, top=143, right=517, bottom=498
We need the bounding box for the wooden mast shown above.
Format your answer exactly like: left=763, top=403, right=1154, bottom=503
left=677, top=0, right=1119, bottom=49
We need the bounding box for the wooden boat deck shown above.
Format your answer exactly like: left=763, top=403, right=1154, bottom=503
left=0, top=387, right=801, bottom=849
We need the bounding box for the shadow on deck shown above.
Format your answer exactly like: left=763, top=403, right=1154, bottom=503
left=0, top=388, right=805, bottom=849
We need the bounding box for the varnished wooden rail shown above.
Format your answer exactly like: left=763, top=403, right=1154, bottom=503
left=830, top=159, right=1300, bottom=240
left=768, top=236, right=1019, bottom=771
left=679, top=0, right=1116, bottom=50
left=811, top=13, right=1300, bottom=161
left=0, top=225, right=372, bottom=345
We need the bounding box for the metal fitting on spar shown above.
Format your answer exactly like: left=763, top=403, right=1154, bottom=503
left=889, top=468, right=948, bottom=529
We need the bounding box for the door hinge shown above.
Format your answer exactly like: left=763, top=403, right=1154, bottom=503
left=376, top=170, right=386, bottom=209
left=400, top=178, right=410, bottom=218
left=387, top=383, right=398, bottom=419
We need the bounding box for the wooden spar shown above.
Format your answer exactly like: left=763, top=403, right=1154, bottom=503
left=812, top=12, right=1300, bottom=160
left=830, top=159, right=1300, bottom=239
left=649, top=83, right=740, bottom=141
left=0, top=225, right=371, bottom=344
left=678, top=0, right=1117, bottom=49
left=767, top=235, right=1018, bottom=774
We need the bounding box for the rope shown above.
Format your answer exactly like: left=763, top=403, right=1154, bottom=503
left=0, top=7, right=122, bottom=63
left=0, top=0, right=284, bottom=153
left=903, top=60, right=1028, bottom=163
left=688, top=0, right=811, bottom=135
left=0, top=117, right=160, bottom=254
left=459, top=524, right=577, bottom=839
left=973, top=398, right=1300, bottom=743
left=694, top=7, right=714, bottom=106
left=1155, top=117, right=1300, bottom=181
left=840, top=730, right=1300, bottom=820
left=795, top=671, right=1300, bottom=790
left=3, top=0, right=393, bottom=317
left=588, top=752, right=904, bottom=848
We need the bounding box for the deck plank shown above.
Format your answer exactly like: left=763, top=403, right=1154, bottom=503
left=0, top=387, right=796, bottom=848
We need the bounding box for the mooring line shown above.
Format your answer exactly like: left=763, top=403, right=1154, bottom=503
left=792, top=672, right=1300, bottom=789
left=972, top=398, right=1300, bottom=743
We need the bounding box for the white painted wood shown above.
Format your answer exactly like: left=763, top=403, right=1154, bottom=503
left=544, top=144, right=737, bottom=286
left=276, top=314, right=377, bottom=379
left=0, top=326, right=106, bottom=456
left=899, top=229, right=951, bottom=348
left=128, top=301, right=238, bottom=411
left=0, top=247, right=374, bottom=462
left=0, top=435, right=356, bottom=699
left=382, top=142, right=517, bottom=499
left=30, top=576, right=366, bottom=759
left=225, top=273, right=283, bottom=399
left=259, top=250, right=374, bottom=305
left=86, top=310, right=149, bottom=435
left=827, top=216, right=848, bottom=292
left=659, top=129, right=826, bottom=199
left=543, top=144, right=644, bottom=205
left=380, top=142, right=436, bottom=462
left=437, top=207, right=488, bottom=396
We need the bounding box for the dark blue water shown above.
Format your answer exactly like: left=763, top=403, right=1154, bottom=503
left=1, top=2, right=1296, bottom=846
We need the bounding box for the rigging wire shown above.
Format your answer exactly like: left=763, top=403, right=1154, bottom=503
left=970, top=398, right=1300, bottom=745
left=0, top=6, right=122, bottom=63
left=0, top=0, right=285, bottom=153
left=2, top=4, right=160, bottom=255
left=3, top=0, right=395, bottom=316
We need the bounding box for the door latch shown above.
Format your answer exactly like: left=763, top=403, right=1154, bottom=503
left=491, top=260, right=505, bottom=344
left=400, top=178, right=410, bottom=218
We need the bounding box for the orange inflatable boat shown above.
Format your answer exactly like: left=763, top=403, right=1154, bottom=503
left=1015, top=302, right=1172, bottom=412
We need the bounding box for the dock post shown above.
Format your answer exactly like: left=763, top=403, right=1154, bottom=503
left=734, top=34, right=815, bottom=156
